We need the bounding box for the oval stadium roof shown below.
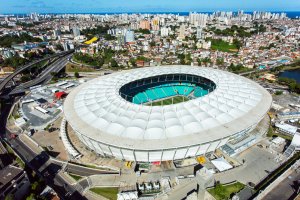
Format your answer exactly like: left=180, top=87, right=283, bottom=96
left=63, top=66, right=272, bottom=150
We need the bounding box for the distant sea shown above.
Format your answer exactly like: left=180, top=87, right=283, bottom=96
left=13, top=11, right=300, bottom=19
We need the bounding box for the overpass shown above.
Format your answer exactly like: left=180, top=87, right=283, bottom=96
left=0, top=50, right=73, bottom=95
left=9, top=53, right=73, bottom=95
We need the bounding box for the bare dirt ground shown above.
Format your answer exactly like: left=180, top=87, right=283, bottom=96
left=32, top=117, right=69, bottom=160
left=66, top=122, right=123, bottom=170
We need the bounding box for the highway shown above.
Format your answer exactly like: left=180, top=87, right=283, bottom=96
left=5, top=131, right=87, bottom=200
left=9, top=53, right=73, bottom=95
left=0, top=50, right=73, bottom=95
left=0, top=50, right=113, bottom=199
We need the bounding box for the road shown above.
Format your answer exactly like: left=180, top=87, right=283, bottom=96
left=262, top=169, right=300, bottom=200
left=6, top=131, right=87, bottom=200
left=9, top=53, right=73, bottom=95
left=0, top=50, right=73, bottom=95
left=51, top=159, right=119, bottom=176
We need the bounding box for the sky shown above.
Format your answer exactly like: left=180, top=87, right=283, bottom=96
left=0, top=0, right=300, bottom=14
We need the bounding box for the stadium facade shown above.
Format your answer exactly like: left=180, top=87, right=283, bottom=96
left=63, top=66, right=272, bottom=162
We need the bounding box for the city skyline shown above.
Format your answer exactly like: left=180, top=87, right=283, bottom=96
left=1, top=0, right=300, bottom=14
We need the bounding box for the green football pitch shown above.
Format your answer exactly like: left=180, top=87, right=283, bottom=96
left=145, top=96, right=189, bottom=106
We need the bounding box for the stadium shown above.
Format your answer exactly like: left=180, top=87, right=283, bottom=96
left=63, top=66, right=272, bottom=162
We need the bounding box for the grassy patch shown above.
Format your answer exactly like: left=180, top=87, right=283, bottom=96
left=210, top=39, right=238, bottom=52
left=4, top=143, right=25, bottom=169
left=90, top=187, right=118, bottom=200
left=267, top=126, right=293, bottom=141
left=147, top=96, right=189, bottom=106
left=66, top=63, right=96, bottom=72
left=68, top=173, right=83, bottom=181
left=68, top=161, right=112, bottom=170
left=208, top=182, right=245, bottom=200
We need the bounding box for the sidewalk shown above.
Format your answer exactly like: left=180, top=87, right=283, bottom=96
left=19, top=134, right=42, bottom=154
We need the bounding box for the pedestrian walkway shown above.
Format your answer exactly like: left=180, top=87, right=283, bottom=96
left=19, top=134, right=42, bottom=154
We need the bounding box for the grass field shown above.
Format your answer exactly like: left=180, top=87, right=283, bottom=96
left=210, top=39, right=238, bottom=52
left=146, top=96, right=189, bottom=106
left=90, top=187, right=118, bottom=200
left=208, top=182, right=245, bottom=200
left=68, top=173, right=83, bottom=181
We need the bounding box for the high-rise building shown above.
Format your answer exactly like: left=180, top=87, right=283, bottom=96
left=30, top=13, right=39, bottom=22
left=152, top=17, right=160, bottom=31
left=72, top=26, right=80, bottom=37
left=178, top=25, right=185, bottom=40
left=125, top=30, right=135, bottom=43
left=53, top=29, right=61, bottom=39
left=189, top=12, right=208, bottom=27
left=139, top=20, right=151, bottom=30
left=161, top=27, right=169, bottom=37
left=117, top=31, right=125, bottom=46
left=196, top=27, right=202, bottom=39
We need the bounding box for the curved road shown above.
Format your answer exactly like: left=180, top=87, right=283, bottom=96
left=0, top=50, right=73, bottom=95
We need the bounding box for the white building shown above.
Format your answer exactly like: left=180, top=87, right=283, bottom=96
left=161, top=27, right=169, bottom=37
left=63, top=66, right=272, bottom=162
left=125, top=31, right=135, bottom=43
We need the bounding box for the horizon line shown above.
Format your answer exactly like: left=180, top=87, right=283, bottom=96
left=2, top=10, right=300, bottom=15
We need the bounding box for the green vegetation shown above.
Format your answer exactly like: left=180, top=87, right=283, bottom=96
left=216, top=57, right=224, bottom=66
left=68, top=161, right=111, bottom=170
left=110, top=59, right=119, bottom=68
left=130, top=56, right=150, bottom=67
left=134, top=28, right=151, bottom=34
left=147, top=96, right=189, bottom=106
left=81, top=25, right=110, bottom=39
left=74, top=71, right=80, bottom=78
left=104, top=34, right=116, bottom=40
left=253, top=22, right=267, bottom=33
left=210, top=25, right=252, bottom=37
left=275, top=91, right=283, bottom=95
left=254, top=152, right=300, bottom=196
left=73, top=48, right=118, bottom=68
left=66, top=64, right=96, bottom=73
left=68, top=173, right=83, bottom=181
left=278, top=77, right=300, bottom=94
left=259, top=43, right=276, bottom=50
left=16, top=21, right=41, bottom=28
left=208, top=182, right=245, bottom=200
left=20, top=74, right=32, bottom=83
left=0, top=33, right=42, bottom=48
left=228, top=63, right=251, bottom=73
left=3, top=142, right=25, bottom=169
left=208, top=38, right=239, bottom=52
left=2, top=55, right=27, bottom=68
left=197, top=57, right=211, bottom=66
left=90, top=187, right=118, bottom=200
left=266, top=125, right=293, bottom=141
left=73, top=53, right=100, bottom=66
left=177, top=53, right=192, bottom=65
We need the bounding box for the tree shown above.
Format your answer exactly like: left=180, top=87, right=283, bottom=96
left=20, top=74, right=31, bottom=83
left=4, top=194, right=14, bottom=200
left=26, top=193, right=35, bottom=200
left=149, top=41, right=156, bottom=47
left=129, top=58, right=136, bottom=67
left=74, top=71, right=79, bottom=78
left=216, top=58, right=224, bottom=66
left=110, top=59, right=119, bottom=68
left=233, top=39, right=242, bottom=49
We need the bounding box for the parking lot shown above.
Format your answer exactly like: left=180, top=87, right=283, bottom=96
left=31, top=117, right=69, bottom=160
left=19, top=80, right=79, bottom=129
left=213, top=139, right=281, bottom=185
